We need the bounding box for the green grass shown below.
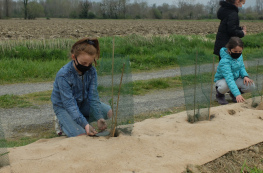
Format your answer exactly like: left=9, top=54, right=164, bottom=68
left=0, top=58, right=68, bottom=84
left=241, top=160, right=263, bottom=173
left=133, top=77, right=182, bottom=95
left=0, top=32, right=263, bottom=148
left=0, top=95, right=32, bottom=108
left=0, top=131, right=58, bottom=147
left=246, top=65, right=263, bottom=74
left=0, top=75, right=183, bottom=109
left=1, top=33, right=262, bottom=84
left=1, top=68, right=262, bottom=109
left=0, top=91, right=52, bottom=108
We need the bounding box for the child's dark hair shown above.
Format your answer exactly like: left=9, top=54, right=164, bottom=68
left=71, top=37, right=100, bottom=65
left=225, top=37, right=244, bottom=50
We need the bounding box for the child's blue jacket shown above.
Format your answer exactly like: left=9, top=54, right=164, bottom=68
left=214, top=47, right=249, bottom=97
left=51, top=61, right=103, bottom=128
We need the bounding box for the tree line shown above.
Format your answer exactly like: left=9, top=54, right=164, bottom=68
left=0, top=0, right=263, bottom=20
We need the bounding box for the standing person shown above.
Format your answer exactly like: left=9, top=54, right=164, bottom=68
left=51, top=38, right=112, bottom=137
left=214, top=37, right=255, bottom=105
left=214, top=0, right=246, bottom=61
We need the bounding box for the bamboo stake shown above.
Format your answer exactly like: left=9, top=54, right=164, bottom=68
left=110, top=37, right=115, bottom=137
left=254, top=60, right=260, bottom=103
left=255, top=60, right=259, bottom=103
left=112, top=63, right=125, bottom=137
left=193, top=52, right=198, bottom=122
left=209, top=56, right=215, bottom=120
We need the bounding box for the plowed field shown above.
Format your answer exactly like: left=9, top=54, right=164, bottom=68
left=1, top=18, right=263, bottom=40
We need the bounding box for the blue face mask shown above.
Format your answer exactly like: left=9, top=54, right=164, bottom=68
left=238, top=4, right=245, bottom=10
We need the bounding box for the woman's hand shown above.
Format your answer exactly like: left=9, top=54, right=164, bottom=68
left=236, top=95, right=245, bottom=103
left=242, top=25, right=247, bottom=31
left=242, top=26, right=247, bottom=35
left=97, top=119, right=107, bottom=131
left=242, top=29, right=247, bottom=35
left=85, top=124, right=97, bottom=136
left=243, top=77, right=253, bottom=86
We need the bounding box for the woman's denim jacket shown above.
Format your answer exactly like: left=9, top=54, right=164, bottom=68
left=51, top=61, right=103, bottom=128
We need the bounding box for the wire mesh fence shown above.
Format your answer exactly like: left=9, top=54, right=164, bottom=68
left=245, top=59, right=263, bottom=108
left=178, top=53, right=215, bottom=123
left=0, top=53, right=134, bottom=166
left=96, top=53, right=134, bottom=135
left=0, top=117, right=9, bottom=168
left=1, top=46, right=263, bottom=168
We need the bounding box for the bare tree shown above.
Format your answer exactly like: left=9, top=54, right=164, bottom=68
left=118, top=0, right=129, bottom=18
left=127, top=0, right=148, bottom=19
left=5, top=0, right=9, bottom=17
left=79, top=0, right=90, bottom=18
left=175, top=0, right=196, bottom=19
left=100, top=0, right=118, bottom=18
left=0, top=0, right=2, bottom=19
left=44, top=0, right=72, bottom=18
left=193, top=3, right=206, bottom=19
left=1, top=0, right=259, bottom=19
left=256, top=0, right=263, bottom=15
left=70, top=0, right=81, bottom=17
left=12, top=0, right=23, bottom=17
left=0, top=0, right=11, bottom=18
left=207, top=0, right=219, bottom=16
left=27, top=1, right=44, bottom=19
left=100, top=0, right=131, bottom=19
left=24, top=0, right=29, bottom=19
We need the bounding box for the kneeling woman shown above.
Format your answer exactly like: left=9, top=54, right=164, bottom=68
left=214, top=37, right=255, bottom=105
left=51, top=38, right=112, bottom=137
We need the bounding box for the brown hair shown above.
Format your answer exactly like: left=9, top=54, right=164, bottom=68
left=240, top=0, right=245, bottom=3
left=226, top=37, right=244, bottom=50
left=71, top=37, right=100, bottom=65
left=226, top=0, right=240, bottom=4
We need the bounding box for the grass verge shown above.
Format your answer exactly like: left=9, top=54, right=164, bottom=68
left=0, top=91, right=52, bottom=109
left=1, top=33, right=263, bottom=84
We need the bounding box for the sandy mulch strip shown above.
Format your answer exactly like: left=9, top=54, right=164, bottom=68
left=1, top=100, right=263, bottom=173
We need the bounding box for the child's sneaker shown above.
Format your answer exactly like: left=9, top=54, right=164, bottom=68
left=54, top=116, right=65, bottom=136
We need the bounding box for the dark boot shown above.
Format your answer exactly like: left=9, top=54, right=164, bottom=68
left=230, top=89, right=244, bottom=103
left=229, top=92, right=237, bottom=103
left=216, top=87, right=228, bottom=105
left=229, top=89, right=244, bottom=103
left=239, top=89, right=244, bottom=94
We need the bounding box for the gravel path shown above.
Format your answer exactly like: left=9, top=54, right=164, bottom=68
left=0, top=63, right=215, bottom=94
left=0, top=66, right=199, bottom=96
left=0, top=67, right=190, bottom=138
left=2, top=59, right=261, bottom=96
left=1, top=60, right=261, bottom=138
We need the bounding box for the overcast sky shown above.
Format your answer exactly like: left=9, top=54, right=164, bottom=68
left=90, top=0, right=256, bottom=8
left=146, top=0, right=256, bottom=7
